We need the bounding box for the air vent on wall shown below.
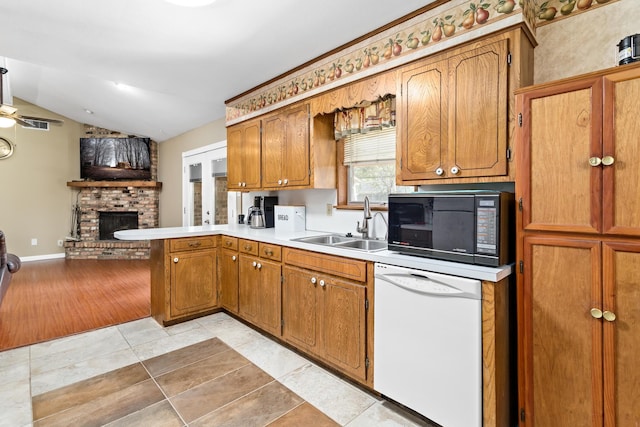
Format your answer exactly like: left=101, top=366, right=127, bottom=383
left=21, top=119, right=49, bottom=130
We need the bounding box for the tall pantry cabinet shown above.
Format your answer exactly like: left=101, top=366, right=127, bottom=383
left=515, top=63, right=640, bottom=426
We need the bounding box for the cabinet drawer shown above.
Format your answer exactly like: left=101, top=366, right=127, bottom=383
left=283, top=248, right=367, bottom=282
left=239, top=239, right=259, bottom=256
left=220, top=235, right=238, bottom=251
left=259, top=243, right=281, bottom=261
left=170, top=236, right=216, bottom=252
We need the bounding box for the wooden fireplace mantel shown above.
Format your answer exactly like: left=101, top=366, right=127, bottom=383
left=67, top=180, right=162, bottom=189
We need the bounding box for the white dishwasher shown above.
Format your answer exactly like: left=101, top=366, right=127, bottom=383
left=374, top=263, right=482, bottom=427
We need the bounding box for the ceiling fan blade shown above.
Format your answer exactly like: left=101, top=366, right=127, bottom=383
left=14, top=117, right=37, bottom=127
left=19, top=114, right=64, bottom=124
left=0, top=103, right=17, bottom=115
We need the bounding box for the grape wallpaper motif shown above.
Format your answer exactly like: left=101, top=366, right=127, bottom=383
left=225, top=0, right=618, bottom=123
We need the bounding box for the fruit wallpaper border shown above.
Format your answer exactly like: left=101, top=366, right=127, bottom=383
left=225, top=0, right=618, bottom=124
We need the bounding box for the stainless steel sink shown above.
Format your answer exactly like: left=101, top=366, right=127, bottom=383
left=291, top=234, right=387, bottom=252
left=334, top=239, right=387, bottom=251
left=292, top=235, right=352, bottom=245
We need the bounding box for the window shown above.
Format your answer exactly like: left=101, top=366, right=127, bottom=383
left=343, top=127, right=412, bottom=204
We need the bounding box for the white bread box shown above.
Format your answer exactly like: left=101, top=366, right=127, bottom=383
left=274, top=205, right=306, bottom=232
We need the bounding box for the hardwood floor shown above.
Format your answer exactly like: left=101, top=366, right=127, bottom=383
left=0, top=258, right=150, bottom=351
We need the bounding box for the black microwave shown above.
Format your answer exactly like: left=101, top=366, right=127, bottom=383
left=388, top=191, right=513, bottom=267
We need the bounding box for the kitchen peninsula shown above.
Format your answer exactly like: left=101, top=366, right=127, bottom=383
left=116, top=224, right=514, bottom=426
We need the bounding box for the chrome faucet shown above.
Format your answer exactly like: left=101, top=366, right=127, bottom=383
left=356, top=196, right=372, bottom=239
left=373, top=211, right=389, bottom=241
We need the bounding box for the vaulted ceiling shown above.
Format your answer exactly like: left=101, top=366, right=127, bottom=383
left=0, top=0, right=436, bottom=141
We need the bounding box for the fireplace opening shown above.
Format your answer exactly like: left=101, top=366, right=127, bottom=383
left=99, top=212, right=139, bottom=240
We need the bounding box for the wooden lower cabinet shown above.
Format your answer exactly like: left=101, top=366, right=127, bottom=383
left=238, top=253, right=281, bottom=336
left=219, top=248, right=239, bottom=313
left=519, top=235, right=640, bottom=426
left=281, top=248, right=370, bottom=384
left=150, top=236, right=218, bottom=325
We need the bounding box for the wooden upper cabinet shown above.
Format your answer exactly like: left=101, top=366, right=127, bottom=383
left=262, top=103, right=310, bottom=189
left=398, top=38, right=508, bottom=183
left=516, top=64, right=640, bottom=237
left=227, top=118, right=261, bottom=191
left=516, top=77, right=602, bottom=234
left=398, top=58, right=447, bottom=181
left=602, top=68, right=640, bottom=236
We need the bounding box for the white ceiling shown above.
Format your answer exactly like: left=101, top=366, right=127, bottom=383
left=0, top=0, right=435, bottom=142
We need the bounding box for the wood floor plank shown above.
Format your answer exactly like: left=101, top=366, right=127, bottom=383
left=0, top=259, right=150, bottom=350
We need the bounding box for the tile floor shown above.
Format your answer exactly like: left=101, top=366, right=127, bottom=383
left=0, top=312, right=435, bottom=427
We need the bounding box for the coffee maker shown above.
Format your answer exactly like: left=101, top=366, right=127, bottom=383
left=248, top=196, right=278, bottom=228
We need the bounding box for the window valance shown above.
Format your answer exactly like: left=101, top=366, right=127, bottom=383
left=333, top=94, right=396, bottom=140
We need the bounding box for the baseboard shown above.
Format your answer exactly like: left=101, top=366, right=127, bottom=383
left=20, top=253, right=66, bottom=262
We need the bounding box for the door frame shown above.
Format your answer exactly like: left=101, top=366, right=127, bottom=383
left=182, top=140, right=227, bottom=226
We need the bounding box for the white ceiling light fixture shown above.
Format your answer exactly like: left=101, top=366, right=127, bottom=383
left=0, top=116, right=16, bottom=128
left=165, top=0, right=217, bottom=7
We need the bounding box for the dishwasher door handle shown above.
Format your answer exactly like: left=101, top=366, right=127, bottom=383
left=375, top=273, right=481, bottom=300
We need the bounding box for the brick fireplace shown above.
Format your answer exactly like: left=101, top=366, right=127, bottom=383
left=64, top=182, right=161, bottom=259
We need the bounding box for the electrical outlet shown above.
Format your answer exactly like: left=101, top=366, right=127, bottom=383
left=57, top=239, right=64, bottom=247
left=326, top=203, right=333, bottom=216
left=31, top=238, right=38, bottom=246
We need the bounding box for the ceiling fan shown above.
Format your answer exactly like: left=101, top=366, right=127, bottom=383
left=0, top=67, right=64, bottom=128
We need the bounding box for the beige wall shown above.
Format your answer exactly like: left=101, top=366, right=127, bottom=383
left=534, top=1, right=637, bottom=84
left=157, top=117, right=226, bottom=227
left=0, top=98, right=84, bottom=257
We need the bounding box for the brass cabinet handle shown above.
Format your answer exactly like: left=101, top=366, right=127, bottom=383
left=603, top=311, right=616, bottom=322
left=173, top=257, right=179, bottom=263
left=264, top=248, right=274, bottom=256
left=590, top=308, right=603, bottom=319
left=188, top=241, right=202, bottom=248
left=589, top=156, right=615, bottom=167
left=244, top=244, right=252, bottom=251
left=225, top=241, right=233, bottom=246
left=589, top=157, right=602, bottom=167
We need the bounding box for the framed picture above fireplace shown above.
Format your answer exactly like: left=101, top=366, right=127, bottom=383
left=80, top=137, right=151, bottom=181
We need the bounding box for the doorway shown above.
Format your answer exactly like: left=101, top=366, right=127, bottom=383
left=182, top=141, right=229, bottom=226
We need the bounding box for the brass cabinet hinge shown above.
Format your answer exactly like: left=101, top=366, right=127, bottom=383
left=519, top=260, right=524, bottom=274
left=506, top=147, right=512, bottom=160
left=518, top=112, right=523, bottom=127
left=365, top=357, right=370, bottom=368
left=518, top=197, right=523, bottom=212
left=365, top=299, right=369, bottom=310
left=520, top=408, right=525, bottom=422
left=507, top=51, right=512, bottom=66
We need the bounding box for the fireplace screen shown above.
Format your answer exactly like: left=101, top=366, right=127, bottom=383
left=99, top=212, right=139, bottom=240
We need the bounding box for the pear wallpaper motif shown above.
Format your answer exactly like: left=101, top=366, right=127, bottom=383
left=225, top=0, right=619, bottom=124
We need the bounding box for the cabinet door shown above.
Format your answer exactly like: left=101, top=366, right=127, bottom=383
left=602, top=241, right=640, bottom=426
left=255, top=259, right=282, bottom=336
left=170, top=249, right=218, bottom=317
left=321, top=277, right=366, bottom=380
left=282, top=266, right=319, bottom=351
left=448, top=40, right=507, bottom=178
left=282, top=104, right=310, bottom=187
left=602, top=69, right=640, bottom=236
left=398, top=57, right=447, bottom=181
left=262, top=114, right=285, bottom=188
left=516, top=77, right=603, bottom=234
left=520, top=236, right=602, bottom=426
left=219, top=249, right=239, bottom=313
left=227, top=120, right=261, bottom=190
left=238, top=254, right=260, bottom=322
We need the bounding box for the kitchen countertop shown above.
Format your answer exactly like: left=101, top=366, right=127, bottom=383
left=115, top=224, right=513, bottom=282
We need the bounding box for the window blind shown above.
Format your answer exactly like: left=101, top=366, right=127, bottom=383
left=343, top=126, right=396, bottom=165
